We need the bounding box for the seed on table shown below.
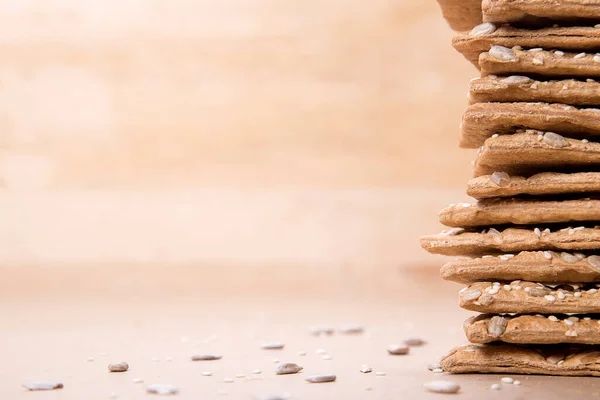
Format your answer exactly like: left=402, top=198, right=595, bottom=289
left=514, top=380, right=521, bottom=385
left=433, top=369, right=444, bottom=373
left=490, top=384, right=501, bottom=390
left=254, top=395, right=290, bottom=400
left=360, top=365, right=372, bottom=373
left=108, top=362, right=129, bottom=373
left=322, top=355, right=332, bottom=360
left=316, top=348, right=327, bottom=355
left=261, top=342, right=284, bottom=350
left=272, top=358, right=280, bottom=363
left=236, top=374, right=246, bottom=379
left=191, top=354, right=222, bottom=361
left=132, top=378, right=144, bottom=383
left=146, top=384, right=180, bottom=395
left=223, top=378, right=234, bottom=383
left=427, top=363, right=441, bottom=371
left=423, top=381, right=460, bottom=394
left=276, top=363, right=303, bottom=375
left=387, top=345, right=410, bottom=355
left=404, top=338, right=426, bottom=347
left=297, top=351, right=307, bottom=356
left=253, top=369, right=262, bottom=374
left=22, top=381, right=64, bottom=391
left=375, top=371, right=386, bottom=376
left=310, top=326, right=335, bottom=336
left=339, top=324, right=364, bottom=334
left=306, top=374, right=336, bottom=383
left=501, top=377, right=513, bottom=384
left=202, top=372, right=213, bottom=376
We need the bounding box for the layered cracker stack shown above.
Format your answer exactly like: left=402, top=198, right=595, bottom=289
left=422, top=0, right=600, bottom=376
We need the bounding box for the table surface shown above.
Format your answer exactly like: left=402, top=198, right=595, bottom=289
left=3, top=264, right=600, bottom=399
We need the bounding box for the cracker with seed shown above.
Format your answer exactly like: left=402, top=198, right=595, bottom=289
left=459, top=281, right=600, bottom=314
left=421, top=226, right=600, bottom=256
left=454, top=25, right=600, bottom=66
left=441, top=343, right=600, bottom=376
left=461, top=102, right=600, bottom=148
left=482, top=0, right=600, bottom=25
left=480, top=47, right=600, bottom=78
left=467, top=172, right=600, bottom=199
left=469, top=76, right=600, bottom=106
left=474, top=131, right=600, bottom=176
left=436, top=0, right=483, bottom=31
left=440, top=197, right=600, bottom=228
left=464, top=314, right=600, bottom=345
left=442, top=251, right=600, bottom=284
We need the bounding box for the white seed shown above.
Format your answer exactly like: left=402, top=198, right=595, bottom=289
left=491, top=384, right=501, bottom=390
left=543, top=132, right=569, bottom=148
left=236, top=374, right=246, bottom=379
left=423, top=381, right=460, bottom=394
left=428, top=363, right=441, bottom=371
left=191, top=354, right=222, bottom=361
left=223, top=378, right=234, bottom=383
left=501, top=377, right=514, bottom=384
left=387, top=344, right=410, bottom=355
left=545, top=295, right=556, bottom=302
left=534, top=227, right=541, bottom=238
left=322, top=355, right=333, bottom=360
left=316, top=348, right=327, bottom=355
left=261, top=342, right=284, bottom=350
left=470, top=22, right=497, bottom=36
left=588, top=255, right=600, bottom=271
left=253, top=369, right=262, bottom=375
left=22, top=381, right=64, bottom=391
left=514, top=380, right=521, bottom=386
left=544, top=251, right=553, bottom=260
left=555, top=50, right=565, bottom=56
left=202, top=371, right=213, bottom=376
left=532, top=57, right=544, bottom=65
left=487, top=316, right=508, bottom=338
left=433, top=368, right=444, bottom=373
left=574, top=52, right=586, bottom=59
left=360, top=365, right=373, bottom=373
left=108, top=362, right=129, bottom=373
left=594, top=55, right=600, bottom=63
left=557, top=291, right=566, bottom=300
left=275, top=363, right=303, bottom=375
left=589, top=288, right=598, bottom=294
left=306, top=374, right=336, bottom=383
left=561, top=252, right=579, bottom=263
left=146, top=384, right=180, bottom=395
left=502, top=75, right=531, bottom=85
left=503, top=285, right=512, bottom=291
left=529, top=48, right=543, bottom=52
left=564, top=319, right=574, bottom=326
left=489, top=45, right=517, bottom=61
left=339, top=324, right=364, bottom=334
left=133, top=378, right=144, bottom=383
left=272, top=358, right=280, bottom=363
left=575, top=292, right=582, bottom=297
left=491, top=171, right=511, bottom=187
left=404, top=338, right=426, bottom=346
left=310, top=326, right=334, bottom=336
left=460, top=203, right=472, bottom=208
left=375, top=371, right=386, bottom=376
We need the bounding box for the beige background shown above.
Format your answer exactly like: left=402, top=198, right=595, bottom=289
left=0, top=0, right=476, bottom=267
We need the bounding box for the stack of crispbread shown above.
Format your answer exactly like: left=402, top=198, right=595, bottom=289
left=422, top=0, right=600, bottom=376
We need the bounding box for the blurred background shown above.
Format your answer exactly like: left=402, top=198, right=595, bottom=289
left=0, top=0, right=476, bottom=269
left=0, top=2, right=508, bottom=399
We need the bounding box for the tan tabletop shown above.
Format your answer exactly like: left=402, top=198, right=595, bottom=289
left=3, top=264, right=600, bottom=399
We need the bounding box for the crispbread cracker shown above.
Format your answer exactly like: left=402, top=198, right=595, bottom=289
left=480, top=48, right=600, bottom=78
left=440, top=197, right=600, bottom=228
left=442, top=251, right=600, bottom=284
left=461, top=102, right=600, bottom=148
left=436, top=0, right=483, bottom=31
left=464, top=314, right=600, bottom=344
left=421, top=227, right=600, bottom=256
left=467, top=172, right=600, bottom=199
left=469, top=76, right=600, bottom=106
left=454, top=25, right=600, bottom=66
left=473, top=131, right=600, bottom=176
left=482, top=0, right=600, bottom=25
left=459, top=281, right=600, bottom=314
left=441, top=343, right=600, bottom=376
